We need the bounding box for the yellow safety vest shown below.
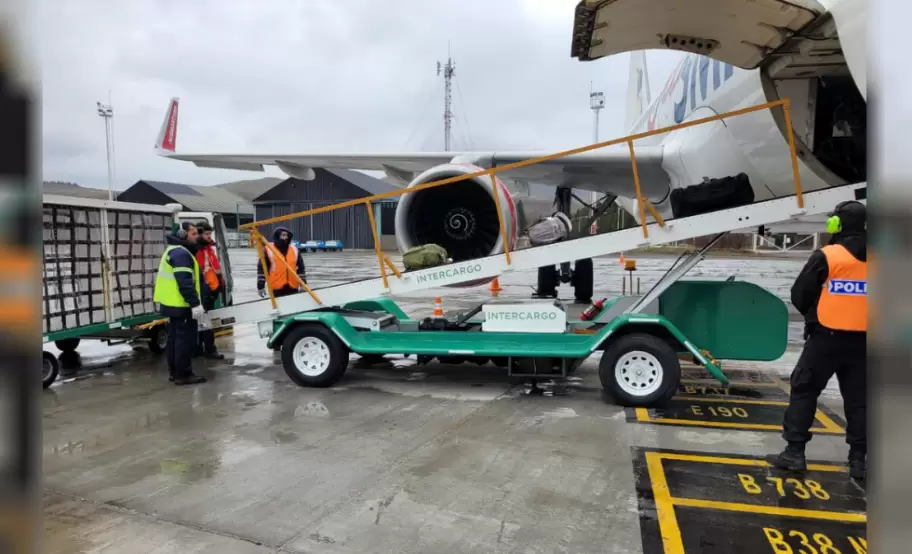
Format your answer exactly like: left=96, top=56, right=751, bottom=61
left=154, top=245, right=201, bottom=308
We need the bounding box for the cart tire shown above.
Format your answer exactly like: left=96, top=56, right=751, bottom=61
left=54, top=338, right=80, bottom=353
left=491, top=357, right=508, bottom=368
left=148, top=325, right=168, bottom=354
left=282, top=324, right=349, bottom=387
left=536, top=266, right=558, bottom=297
left=42, top=351, right=59, bottom=389
left=599, top=333, right=680, bottom=407
left=573, top=258, right=594, bottom=304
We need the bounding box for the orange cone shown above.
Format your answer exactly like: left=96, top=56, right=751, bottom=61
left=489, top=278, right=502, bottom=297
left=433, top=297, right=444, bottom=318
left=619, top=254, right=626, bottom=264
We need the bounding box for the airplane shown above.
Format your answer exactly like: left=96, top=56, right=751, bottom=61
left=155, top=0, right=865, bottom=303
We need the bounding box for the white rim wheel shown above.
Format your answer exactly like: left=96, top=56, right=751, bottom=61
left=157, top=329, right=168, bottom=349
left=292, top=337, right=331, bottom=377
left=614, top=350, right=663, bottom=397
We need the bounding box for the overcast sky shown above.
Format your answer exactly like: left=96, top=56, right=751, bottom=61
left=40, top=0, right=686, bottom=190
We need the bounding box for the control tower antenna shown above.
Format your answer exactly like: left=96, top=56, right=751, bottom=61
left=437, top=44, right=456, bottom=152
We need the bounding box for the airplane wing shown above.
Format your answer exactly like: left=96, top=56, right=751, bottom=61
left=156, top=98, right=668, bottom=199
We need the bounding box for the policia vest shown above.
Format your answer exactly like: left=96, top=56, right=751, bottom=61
left=818, top=244, right=867, bottom=332
left=154, top=245, right=201, bottom=308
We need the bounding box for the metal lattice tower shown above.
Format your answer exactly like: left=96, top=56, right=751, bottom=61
left=437, top=51, right=455, bottom=152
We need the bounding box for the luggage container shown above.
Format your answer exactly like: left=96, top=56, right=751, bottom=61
left=41, top=196, right=234, bottom=388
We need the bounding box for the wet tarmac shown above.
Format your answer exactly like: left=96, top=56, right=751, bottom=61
left=43, top=250, right=865, bottom=553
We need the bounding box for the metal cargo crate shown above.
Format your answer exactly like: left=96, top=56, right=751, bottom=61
left=41, top=195, right=179, bottom=336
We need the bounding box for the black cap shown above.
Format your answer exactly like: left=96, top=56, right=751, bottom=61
left=832, top=201, right=866, bottom=232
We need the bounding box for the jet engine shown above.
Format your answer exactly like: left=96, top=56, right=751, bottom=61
left=394, top=163, right=518, bottom=266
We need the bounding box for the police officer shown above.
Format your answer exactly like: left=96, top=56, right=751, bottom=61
left=153, top=221, right=207, bottom=385
left=773, top=200, right=866, bottom=480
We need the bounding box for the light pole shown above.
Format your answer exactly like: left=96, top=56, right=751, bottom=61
left=96, top=99, right=115, bottom=201
left=589, top=87, right=605, bottom=228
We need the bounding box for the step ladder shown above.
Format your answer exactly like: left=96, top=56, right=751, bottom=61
left=206, top=182, right=866, bottom=331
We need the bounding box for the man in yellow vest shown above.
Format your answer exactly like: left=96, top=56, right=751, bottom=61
left=256, top=226, right=307, bottom=298
left=774, top=200, right=866, bottom=480
left=153, top=222, right=208, bottom=385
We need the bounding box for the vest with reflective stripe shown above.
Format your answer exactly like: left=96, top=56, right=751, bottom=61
left=154, top=245, right=201, bottom=308
left=265, top=242, right=301, bottom=290
left=818, top=244, right=867, bottom=332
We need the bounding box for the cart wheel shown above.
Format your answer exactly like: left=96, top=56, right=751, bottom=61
left=491, top=357, right=508, bottom=368
left=599, top=333, right=680, bottom=407
left=572, top=258, right=594, bottom=304
left=54, top=338, right=80, bottom=353
left=281, top=324, right=349, bottom=387
left=148, top=324, right=168, bottom=354
left=42, top=351, right=59, bottom=389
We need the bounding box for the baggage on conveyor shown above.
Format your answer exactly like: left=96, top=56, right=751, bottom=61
left=402, top=244, right=450, bottom=270
left=526, top=212, right=571, bottom=246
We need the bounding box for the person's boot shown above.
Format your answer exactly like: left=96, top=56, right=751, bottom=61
left=848, top=449, right=866, bottom=481
left=203, top=350, right=224, bottom=360
left=772, top=443, right=807, bottom=472
left=174, top=373, right=207, bottom=385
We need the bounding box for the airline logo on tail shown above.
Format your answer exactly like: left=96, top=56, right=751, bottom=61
left=158, top=98, right=179, bottom=152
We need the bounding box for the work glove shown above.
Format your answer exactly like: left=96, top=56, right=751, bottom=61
left=191, top=305, right=205, bottom=320
left=258, top=288, right=267, bottom=299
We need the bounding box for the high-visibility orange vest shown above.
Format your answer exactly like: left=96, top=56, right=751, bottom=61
left=198, top=247, right=221, bottom=291
left=818, top=244, right=867, bottom=332
left=265, top=242, right=301, bottom=290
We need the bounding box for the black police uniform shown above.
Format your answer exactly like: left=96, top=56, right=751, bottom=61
left=774, top=203, right=866, bottom=479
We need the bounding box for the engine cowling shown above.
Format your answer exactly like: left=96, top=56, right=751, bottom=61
left=394, top=163, right=518, bottom=285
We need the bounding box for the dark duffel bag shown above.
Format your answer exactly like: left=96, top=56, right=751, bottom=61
left=670, top=173, right=754, bottom=218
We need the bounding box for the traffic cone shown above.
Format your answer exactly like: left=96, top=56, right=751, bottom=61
left=489, top=278, right=502, bottom=297
left=619, top=254, right=625, bottom=264
left=433, top=298, right=444, bottom=318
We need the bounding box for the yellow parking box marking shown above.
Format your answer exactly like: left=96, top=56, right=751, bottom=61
left=631, top=395, right=845, bottom=434
left=645, top=452, right=685, bottom=554
left=671, top=497, right=866, bottom=523
left=634, top=449, right=866, bottom=553
left=634, top=407, right=844, bottom=433
left=654, top=452, right=848, bottom=473
left=670, top=396, right=789, bottom=405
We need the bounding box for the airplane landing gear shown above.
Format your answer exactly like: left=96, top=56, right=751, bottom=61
left=533, top=258, right=593, bottom=304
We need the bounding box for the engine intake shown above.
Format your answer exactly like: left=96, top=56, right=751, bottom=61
left=394, top=164, right=517, bottom=263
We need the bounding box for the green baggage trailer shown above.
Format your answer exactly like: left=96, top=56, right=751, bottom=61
left=258, top=279, right=789, bottom=407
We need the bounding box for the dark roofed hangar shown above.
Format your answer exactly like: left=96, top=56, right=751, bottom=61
left=118, top=180, right=256, bottom=230
left=253, top=168, right=398, bottom=251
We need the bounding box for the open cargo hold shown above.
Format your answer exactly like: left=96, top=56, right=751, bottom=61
left=41, top=195, right=179, bottom=339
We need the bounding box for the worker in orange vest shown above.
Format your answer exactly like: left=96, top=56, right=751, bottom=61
left=194, top=221, right=225, bottom=360
left=257, top=226, right=307, bottom=298
left=774, top=200, right=866, bottom=480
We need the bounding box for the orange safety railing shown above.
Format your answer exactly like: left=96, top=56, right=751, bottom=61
left=244, top=99, right=804, bottom=304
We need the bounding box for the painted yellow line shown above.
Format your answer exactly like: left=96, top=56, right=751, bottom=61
left=813, top=409, right=846, bottom=434
left=634, top=410, right=843, bottom=433
left=769, top=372, right=791, bottom=393
left=671, top=497, right=866, bottom=523
left=671, top=396, right=789, bottom=406
left=645, top=452, right=685, bottom=554
left=680, top=379, right=783, bottom=388
left=653, top=452, right=848, bottom=473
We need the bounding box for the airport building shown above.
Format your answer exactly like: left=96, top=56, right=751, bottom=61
left=252, top=168, right=399, bottom=251
left=118, top=180, right=256, bottom=230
